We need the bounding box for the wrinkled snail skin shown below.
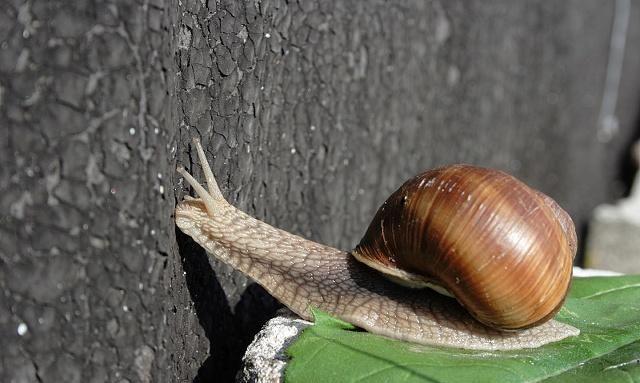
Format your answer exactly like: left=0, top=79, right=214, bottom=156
left=175, top=138, right=579, bottom=351
left=353, top=165, right=577, bottom=330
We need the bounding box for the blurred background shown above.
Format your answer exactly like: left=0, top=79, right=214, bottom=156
left=1, top=0, right=639, bottom=382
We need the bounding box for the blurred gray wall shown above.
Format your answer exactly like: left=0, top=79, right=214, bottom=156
left=1, top=0, right=639, bottom=381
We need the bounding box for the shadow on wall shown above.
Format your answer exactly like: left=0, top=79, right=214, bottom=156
left=616, top=112, right=640, bottom=196
left=176, top=229, right=281, bottom=382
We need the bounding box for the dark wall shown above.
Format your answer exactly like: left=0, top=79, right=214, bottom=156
left=1, top=0, right=176, bottom=382
left=1, top=0, right=639, bottom=382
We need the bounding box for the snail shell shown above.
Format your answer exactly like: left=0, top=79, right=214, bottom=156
left=353, top=165, right=577, bottom=330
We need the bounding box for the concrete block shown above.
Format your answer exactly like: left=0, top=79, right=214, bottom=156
left=585, top=158, right=640, bottom=273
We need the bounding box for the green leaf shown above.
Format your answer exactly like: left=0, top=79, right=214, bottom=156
left=542, top=340, right=640, bottom=382
left=285, top=276, right=640, bottom=383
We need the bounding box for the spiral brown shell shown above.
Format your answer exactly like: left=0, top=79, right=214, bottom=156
left=352, top=165, right=577, bottom=330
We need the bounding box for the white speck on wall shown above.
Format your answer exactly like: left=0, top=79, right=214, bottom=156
left=17, top=322, right=28, bottom=336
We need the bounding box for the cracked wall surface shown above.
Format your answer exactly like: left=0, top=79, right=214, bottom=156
left=1, top=0, right=640, bottom=382
left=1, top=0, right=175, bottom=381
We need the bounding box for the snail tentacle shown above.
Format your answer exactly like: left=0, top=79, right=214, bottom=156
left=176, top=166, right=219, bottom=217
left=176, top=137, right=227, bottom=217
left=192, top=137, right=224, bottom=201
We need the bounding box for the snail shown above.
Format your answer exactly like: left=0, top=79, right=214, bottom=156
left=175, top=137, right=579, bottom=351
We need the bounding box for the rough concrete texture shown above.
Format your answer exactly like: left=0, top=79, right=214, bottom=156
left=1, top=0, right=640, bottom=382
left=239, top=268, right=621, bottom=383
left=1, top=0, right=175, bottom=382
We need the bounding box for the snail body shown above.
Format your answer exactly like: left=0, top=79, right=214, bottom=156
left=176, top=138, right=579, bottom=350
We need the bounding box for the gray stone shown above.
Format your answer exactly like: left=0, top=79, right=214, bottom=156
left=237, top=311, right=311, bottom=383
